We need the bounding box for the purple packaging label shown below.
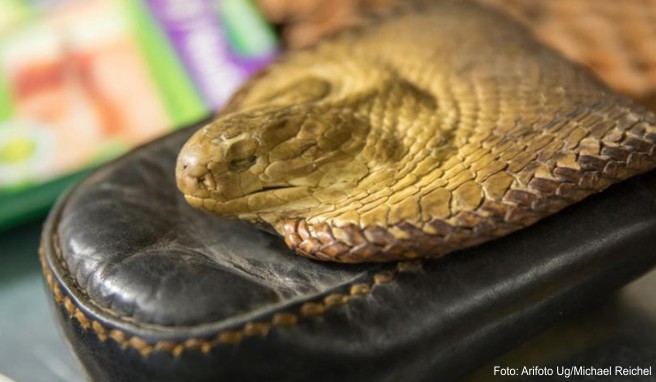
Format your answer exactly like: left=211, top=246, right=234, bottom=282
left=146, top=0, right=272, bottom=109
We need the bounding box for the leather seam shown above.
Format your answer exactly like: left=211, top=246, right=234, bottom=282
left=49, top=227, right=390, bottom=329
left=51, top=232, right=151, bottom=322
left=40, top=245, right=423, bottom=357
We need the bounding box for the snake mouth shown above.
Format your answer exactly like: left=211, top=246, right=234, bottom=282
left=249, top=185, right=292, bottom=195
left=184, top=185, right=313, bottom=217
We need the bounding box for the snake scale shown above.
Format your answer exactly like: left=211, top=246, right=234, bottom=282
left=176, top=0, right=656, bottom=263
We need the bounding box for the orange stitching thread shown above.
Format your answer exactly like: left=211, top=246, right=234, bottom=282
left=40, top=245, right=422, bottom=357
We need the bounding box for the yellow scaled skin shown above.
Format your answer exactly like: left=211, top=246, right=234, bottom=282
left=177, top=1, right=656, bottom=263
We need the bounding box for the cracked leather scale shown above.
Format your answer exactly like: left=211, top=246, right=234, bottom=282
left=176, top=0, right=656, bottom=263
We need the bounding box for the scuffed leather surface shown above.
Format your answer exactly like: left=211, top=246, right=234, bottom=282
left=56, top=121, right=379, bottom=327
left=42, top=120, right=656, bottom=381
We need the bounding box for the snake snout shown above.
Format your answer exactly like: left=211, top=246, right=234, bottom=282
left=177, top=133, right=260, bottom=202
left=176, top=160, right=212, bottom=199
left=176, top=139, right=220, bottom=199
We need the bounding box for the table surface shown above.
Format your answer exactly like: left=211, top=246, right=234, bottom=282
left=0, top=219, right=654, bottom=382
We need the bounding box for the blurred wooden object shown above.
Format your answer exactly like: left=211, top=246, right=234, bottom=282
left=257, top=0, right=397, bottom=49
left=256, top=0, right=656, bottom=104
left=481, top=0, right=656, bottom=101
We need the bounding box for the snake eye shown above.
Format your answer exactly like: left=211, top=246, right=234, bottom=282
left=225, top=137, right=258, bottom=171
left=229, top=156, right=257, bottom=170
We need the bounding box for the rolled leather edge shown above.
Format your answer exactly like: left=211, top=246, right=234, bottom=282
left=39, top=133, right=656, bottom=381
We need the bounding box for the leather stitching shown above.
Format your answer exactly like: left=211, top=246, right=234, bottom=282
left=40, top=244, right=423, bottom=357
left=49, top=227, right=395, bottom=328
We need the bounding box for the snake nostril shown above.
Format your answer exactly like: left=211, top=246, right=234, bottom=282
left=176, top=151, right=214, bottom=197
left=200, top=173, right=216, bottom=190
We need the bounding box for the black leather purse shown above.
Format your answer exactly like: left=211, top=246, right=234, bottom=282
left=40, top=119, right=656, bottom=382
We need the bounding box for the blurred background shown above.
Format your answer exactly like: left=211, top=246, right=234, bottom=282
left=1, top=0, right=656, bottom=381
left=0, top=0, right=277, bottom=229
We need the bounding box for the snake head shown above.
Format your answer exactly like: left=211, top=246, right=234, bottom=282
left=176, top=106, right=370, bottom=223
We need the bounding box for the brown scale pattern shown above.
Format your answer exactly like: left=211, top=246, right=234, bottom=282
left=283, top=100, right=656, bottom=262
left=178, top=1, right=656, bottom=263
